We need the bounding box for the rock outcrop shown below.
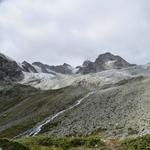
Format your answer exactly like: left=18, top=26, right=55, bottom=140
left=21, top=61, right=38, bottom=73
left=32, top=62, right=73, bottom=74
left=77, top=52, right=135, bottom=74
left=0, top=53, right=23, bottom=83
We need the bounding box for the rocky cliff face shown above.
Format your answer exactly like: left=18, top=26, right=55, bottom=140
left=77, top=60, right=95, bottom=74
left=32, top=62, right=73, bottom=74
left=0, top=53, right=23, bottom=83
left=77, top=52, right=135, bottom=74
left=21, top=61, right=38, bottom=73
left=18, top=61, right=73, bottom=75
left=95, top=52, right=133, bottom=71
left=20, top=52, right=134, bottom=75
left=1, top=52, right=133, bottom=76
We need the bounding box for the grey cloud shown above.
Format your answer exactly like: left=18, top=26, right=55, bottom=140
left=0, top=0, right=150, bottom=66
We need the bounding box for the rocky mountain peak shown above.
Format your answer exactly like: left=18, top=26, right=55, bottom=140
left=32, top=62, right=73, bottom=74
left=62, top=63, right=72, bottom=69
left=94, top=52, right=133, bottom=71
left=0, top=53, right=23, bottom=83
left=21, top=61, right=38, bottom=73
left=95, top=52, right=116, bottom=62
left=0, top=53, right=7, bottom=59
left=0, top=52, right=136, bottom=79
left=77, top=52, right=135, bottom=74
left=82, top=60, right=93, bottom=67
left=76, top=60, right=95, bottom=74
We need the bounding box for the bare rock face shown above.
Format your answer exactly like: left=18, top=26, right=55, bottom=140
left=77, top=52, right=135, bottom=74
left=12, top=52, right=135, bottom=75
left=95, top=52, right=133, bottom=71
left=21, top=61, right=38, bottom=73
left=0, top=53, right=23, bottom=83
left=32, top=62, right=73, bottom=74
left=77, top=60, right=95, bottom=74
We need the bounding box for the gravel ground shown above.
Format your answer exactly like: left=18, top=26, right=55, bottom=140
left=40, top=77, right=150, bottom=138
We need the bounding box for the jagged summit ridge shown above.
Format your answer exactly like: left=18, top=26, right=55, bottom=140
left=32, top=62, right=73, bottom=74
left=19, top=52, right=135, bottom=75
left=77, top=52, right=135, bottom=74
left=0, top=51, right=137, bottom=84
left=0, top=51, right=136, bottom=84
left=22, top=61, right=38, bottom=73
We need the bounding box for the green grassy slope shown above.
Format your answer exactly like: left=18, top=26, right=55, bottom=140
left=16, top=136, right=104, bottom=150
left=0, top=84, right=88, bottom=138
left=0, top=139, right=29, bottom=150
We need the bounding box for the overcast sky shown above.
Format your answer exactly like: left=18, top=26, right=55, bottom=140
left=0, top=0, right=150, bottom=66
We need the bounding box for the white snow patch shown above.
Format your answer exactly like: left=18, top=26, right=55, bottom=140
left=45, top=68, right=57, bottom=74
left=66, top=65, right=73, bottom=70
left=105, top=60, right=117, bottom=69
left=19, top=68, right=135, bottom=90
left=72, top=67, right=79, bottom=73
left=17, top=62, right=23, bottom=68
left=32, top=65, right=43, bottom=73
left=19, top=65, right=150, bottom=91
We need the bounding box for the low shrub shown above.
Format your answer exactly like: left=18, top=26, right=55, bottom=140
left=18, top=136, right=104, bottom=150
left=0, top=139, right=30, bottom=150
left=122, top=134, right=150, bottom=150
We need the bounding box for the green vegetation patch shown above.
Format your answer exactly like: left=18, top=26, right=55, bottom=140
left=0, top=123, right=36, bottom=139
left=1, top=135, right=150, bottom=150
left=0, top=139, right=30, bottom=150
left=17, top=136, right=104, bottom=150
left=122, top=134, right=150, bottom=150
left=0, top=85, right=87, bottom=139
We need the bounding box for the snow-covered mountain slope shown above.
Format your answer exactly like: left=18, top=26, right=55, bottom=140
left=19, top=64, right=150, bottom=90
left=19, top=72, right=64, bottom=90
left=18, top=52, right=135, bottom=75
left=18, top=68, right=132, bottom=90
left=1, top=51, right=150, bottom=90
left=17, top=59, right=74, bottom=75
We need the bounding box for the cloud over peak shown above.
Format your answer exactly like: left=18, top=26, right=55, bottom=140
left=0, top=0, right=150, bottom=66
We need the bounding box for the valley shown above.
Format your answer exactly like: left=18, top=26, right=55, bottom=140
left=0, top=52, right=149, bottom=150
